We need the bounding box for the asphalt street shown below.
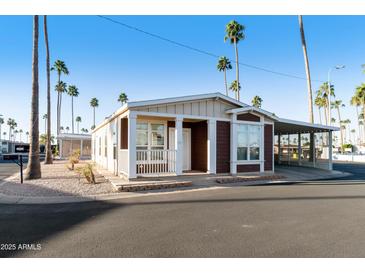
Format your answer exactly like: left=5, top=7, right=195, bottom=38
left=1, top=162, right=365, bottom=258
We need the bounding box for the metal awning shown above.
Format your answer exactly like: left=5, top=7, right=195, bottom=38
left=274, top=118, right=339, bottom=135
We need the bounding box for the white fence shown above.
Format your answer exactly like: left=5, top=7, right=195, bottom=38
left=136, top=149, right=176, bottom=175
left=333, top=154, right=365, bottom=163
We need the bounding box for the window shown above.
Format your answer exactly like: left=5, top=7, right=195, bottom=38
left=136, top=121, right=166, bottom=161
left=237, top=124, right=261, bottom=161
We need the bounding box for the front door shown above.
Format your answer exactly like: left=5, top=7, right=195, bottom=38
left=169, top=127, right=191, bottom=171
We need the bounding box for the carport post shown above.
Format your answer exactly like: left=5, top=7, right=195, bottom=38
left=310, top=132, right=316, bottom=167
left=277, top=134, right=281, bottom=164
left=328, top=130, right=333, bottom=170
left=298, top=133, right=302, bottom=166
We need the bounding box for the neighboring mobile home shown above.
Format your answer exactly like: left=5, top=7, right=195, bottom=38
left=92, top=93, right=338, bottom=179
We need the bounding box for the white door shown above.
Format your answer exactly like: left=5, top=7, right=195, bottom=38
left=169, top=127, right=191, bottom=171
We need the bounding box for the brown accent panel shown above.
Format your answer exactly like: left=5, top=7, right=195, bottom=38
left=237, top=113, right=260, bottom=122
left=216, top=121, right=230, bottom=173
left=237, top=164, right=260, bottom=172
left=120, top=118, right=128, bottom=149
left=264, top=124, right=273, bottom=171
left=191, top=121, right=207, bottom=171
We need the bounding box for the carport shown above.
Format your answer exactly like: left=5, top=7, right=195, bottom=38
left=274, top=118, right=339, bottom=170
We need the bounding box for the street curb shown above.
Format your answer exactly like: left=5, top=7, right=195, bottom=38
left=0, top=171, right=353, bottom=205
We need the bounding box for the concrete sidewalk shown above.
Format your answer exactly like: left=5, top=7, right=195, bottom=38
left=0, top=165, right=352, bottom=205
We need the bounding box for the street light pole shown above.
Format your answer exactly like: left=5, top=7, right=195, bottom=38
left=327, top=65, right=345, bottom=126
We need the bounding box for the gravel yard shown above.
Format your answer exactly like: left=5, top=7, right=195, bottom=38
left=0, top=160, right=116, bottom=197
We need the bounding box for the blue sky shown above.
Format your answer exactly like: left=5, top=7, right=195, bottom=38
left=0, top=15, right=364, bottom=138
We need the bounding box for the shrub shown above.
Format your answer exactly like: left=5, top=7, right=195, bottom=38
left=76, top=163, right=96, bottom=184
left=68, top=149, right=81, bottom=170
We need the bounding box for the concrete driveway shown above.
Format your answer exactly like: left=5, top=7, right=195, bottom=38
left=0, top=163, right=19, bottom=181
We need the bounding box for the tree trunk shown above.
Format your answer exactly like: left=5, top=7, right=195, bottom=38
left=318, top=107, right=322, bottom=124
left=25, top=15, right=41, bottom=180
left=71, top=96, right=74, bottom=134
left=56, top=72, right=60, bottom=136
left=356, top=105, right=361, bottom=145
left=44, top=16, right=53, bottom=164
left=298, top=15, right=314, bottom=124
left=224, top=69, right=228, bottom=96
left=323, top=106, right=328, bottom=126
left=234, top=38, right=240, bottom=101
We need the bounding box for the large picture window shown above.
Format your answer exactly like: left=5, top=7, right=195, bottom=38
left=136, top=121, right=166, bottom=161
left=237, top=124, right=261, bottom=161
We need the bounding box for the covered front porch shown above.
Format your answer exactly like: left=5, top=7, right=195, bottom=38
left=118, top=111, right=217, bottom=179
left=274, top=118, right=339, bottom=170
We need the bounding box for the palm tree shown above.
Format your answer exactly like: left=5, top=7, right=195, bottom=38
left=343, top=119, right=351, bottom=142
left=217, top=56, right=232, bottom=96
left=355, top=83, right=365, bottom=143
left=25, top=15, right=41, bottom=180
left=25, top=131, right=29, bottom=143
left=224, top=20, right=245, bottom=101
left=314, top=94, right=325, bottom=124
left=331, top=100, right=345, bottom=151
left=65, top=126, right=70, bottom=133
left=251, top=95, right=263, bottom=108
left=67, top=85, right=79, bottom=134
left=351, top=129, right=356, bottom=144
left=351, top=94, right=362, bottom=144
left=3, top=132, right=6, bottom=140
left=7, top=118, right=16, bottom=141
left=90, top=97, right=99, bottom=129
left=0, top=117, right=3, bottom=141
left=42, top=114, right=48, bottom=135
left=59, top=126, right=64, bottom=133
left=229, top=80, right=241, bottom=99
left=81, top=128, right=89, bottom=134
left=298, top=15, right=314, bottom=124
left=19, top=129, right=23, bottom=143
left=14, top=129, right=19, bottom=142
left=75, top=116, right=81, bottom=133
left=316, top=82, right=335, bottom=125
left=44, top=15, right=52, bottom=164
left=51, top=60, right=69, bottom=135
left=118, top=92, right=128, bottom=105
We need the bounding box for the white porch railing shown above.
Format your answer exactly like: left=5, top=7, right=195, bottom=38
left=136, top=149, right=176, bottom=175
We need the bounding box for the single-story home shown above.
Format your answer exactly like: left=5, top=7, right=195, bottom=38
left=92, top=92, right=338, bottom=179
left=57, top=133, right=92, bottom=159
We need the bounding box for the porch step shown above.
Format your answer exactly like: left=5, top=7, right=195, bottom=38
left=216, top=175, right=286, bottom=184
left=117, top=181, right=193, bottom=192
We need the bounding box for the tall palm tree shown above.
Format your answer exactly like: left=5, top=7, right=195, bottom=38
left=90, top=97, right=99, bottom=129
left=25, top=131, right=29, bottom=143
left=350, top=94, right=362, bottom=144
left=298, top=15, right=314, bottom=124
left=0, top=117, right=3, bottom=141
left=14, top=129, right=19, bottom=142
left=355, top=83, right=365, bottom=144
left=342, top=119, right=351, bottom=143
left=75, top=116, right=81, bottom=133
left=59, top=126, right=64, bottom=133
left=25, top=15, right=41, bottom=180
left=7, top=118, right=16, bottom=141
left=118, top=92, right=128, bottom=105
left=316, top=82, right=335, bottom=125
left=229, top=80, right=241, bottom=97
left=67, top=85, right=79, bottom=134
left=331, top=100, right=345, bottom=151
left=314, top=94, right=325, bottom=124
left=65, top=126, right=70, bottom=133
left=217, top=56, right=232, bottom=96
left=351, top=129, right=356, bottom=144
left=42, top=114, right=47, bottom=135
left=224, top=20, right=245, bottom=101
left=251, top=95, right=263, bottom=108
left=44, top=15, right=53, bottom=164
left=3, top=132, right=6, bottom=140
left=19, top=129, right=23, bottom=143
left=51, top=60, right=69, bottom=135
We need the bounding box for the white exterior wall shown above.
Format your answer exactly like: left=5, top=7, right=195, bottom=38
left=133, top=98, right=235, bottom=120
left=92, top=121, right=115, bottom=172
